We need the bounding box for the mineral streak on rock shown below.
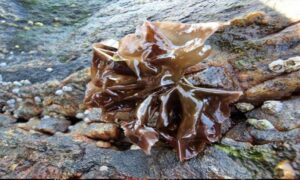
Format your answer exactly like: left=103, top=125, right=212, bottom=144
left=84, top=21, right=242, bottom=161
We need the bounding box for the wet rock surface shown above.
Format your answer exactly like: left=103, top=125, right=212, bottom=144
left=0, top=127, right=299, bottom=179
left=1, top=0, right=300, bottom=178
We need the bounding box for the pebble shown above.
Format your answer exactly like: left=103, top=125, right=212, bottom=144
left=99, top=165, right=109, bottom=171
left=55, top=89, right=64, bottom=96
left=13, top=81, right=22, bottom=87
left=6, top=99, right=16, bottom=108
left=21, top=79, right=31, bottom=85
left=0, top=62, right=7, bottom=67
left=130, top=144, right=141, bottom=150
left=46, top=68, right=53, bottom=72
left=62, top=86, right=73, bottom=92
left=12, top=88, right=20, bottom=94
left=75, top=112, right=85, bottom=119
left=27, top=20, right=34, bottom=25
left=83, top=117, right=91, bottom=123
left=247, top=118, right=275, bottom=130
left=34, top=96, right=42, bottom=104
left=261, top=100, right=283, bottom=115
left=96, top=141, right=112, bottom=148
left=235, top=102, right=254, bottom=112
left=1, top=82, right=12, bottom=86
left=34, top=22, right=44, bottom=27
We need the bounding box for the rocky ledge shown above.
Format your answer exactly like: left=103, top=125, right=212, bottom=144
left=0, top=0, right=300, bottom=178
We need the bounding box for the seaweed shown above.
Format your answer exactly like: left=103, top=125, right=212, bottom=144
left=84, top=21, right=242, bottom=161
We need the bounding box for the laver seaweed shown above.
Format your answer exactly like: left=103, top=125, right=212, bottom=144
left=84, top=21, right=242, bottom=161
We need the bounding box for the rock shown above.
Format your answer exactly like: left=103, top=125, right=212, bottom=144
left=12, top=88, right=20, bottom=94
left=13, top=81, right=22, bottom=87
left=247, top=118, right=275, bottom=130
left=46, top=68, right=54, bottom=72
left=0, top=114, right=16, bottom=128
left=35, top=116, right=71, bottom=135
left=0, top=128, right=299, bottom=179
left=261, top=100, right=283, bottom=114
left=75, top=112, right=85, bottom=119
left=0, top=62, right=7, bottom=67
left=0, top=0, right=300, bottom=178
left=186, top=66, right=235, bottom=90
left=68, top=121, right=88, bottom=135
left=83, top=123, right=120, bottom=141
left=96, top=141, right=112, bottom=148
left=13, top=100, right=42, bottom=119
left=17, top=117, right=40, bottom=131
left=62, top=86, right=73, bottom=92
left=221, top=138, right=253, bottom=149
left=84, top=108, right=102, bottom=123
left=34, top=96, right=42, bottom=104
left=130, top=144, right=141, bottom=150
left=249, top=128, right=300, bottom=143
left=235, top=102, right=255, bottom=112
left=6, top=99, right=16, bottom=108
left=247, top=97, right=300, bottom=131
left=99, top=165, right=109, bottom=171
left=225, top=122, right=253, bottom=143
left=55, top=89, right=63, bottom=96
left=274, top=160, right=296, bottom=179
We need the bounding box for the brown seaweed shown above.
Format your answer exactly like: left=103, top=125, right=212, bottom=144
left=84, top=21, right=242, bottom=161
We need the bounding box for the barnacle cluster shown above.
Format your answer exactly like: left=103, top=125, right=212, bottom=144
left=84, top=21, right=242, bottom=161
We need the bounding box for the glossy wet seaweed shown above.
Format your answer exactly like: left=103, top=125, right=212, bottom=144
left=84, top=21, right=242, bottom=161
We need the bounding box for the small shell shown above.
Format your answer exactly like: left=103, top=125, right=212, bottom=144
left=261, top=100, right=283, bottom=115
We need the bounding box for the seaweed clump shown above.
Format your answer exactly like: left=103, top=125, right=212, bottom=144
left=84, top=21, right=242, bottom=161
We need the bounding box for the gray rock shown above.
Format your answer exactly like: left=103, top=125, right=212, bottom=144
left=84, top=108, right=102, bottom=123
left=249, top=128, right=300, bottom=143
left=0, top=127, right=298, bottom=179
left=35, top=116, right=71, bottom=135
left=261, top=100, right=283, bottom=115
left=17, top=117, right=40, bottom=131
left=247, top=97, right=300, bottom=131
left=0, top=114, right=16, bottom=127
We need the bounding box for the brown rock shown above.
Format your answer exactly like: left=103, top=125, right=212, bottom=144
left=14, top=100, right=42, bottom=119
left=96, top=141, right=112, bottom=148
left=84, top=123, right=120, bottom=141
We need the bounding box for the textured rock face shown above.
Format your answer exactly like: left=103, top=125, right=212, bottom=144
left=0, top=127, right=299, bottom=179
left=1, top=0, right=300, bottom=178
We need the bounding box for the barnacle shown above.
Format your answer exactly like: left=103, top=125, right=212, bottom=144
left=84, top=21, right=242, bottom=161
